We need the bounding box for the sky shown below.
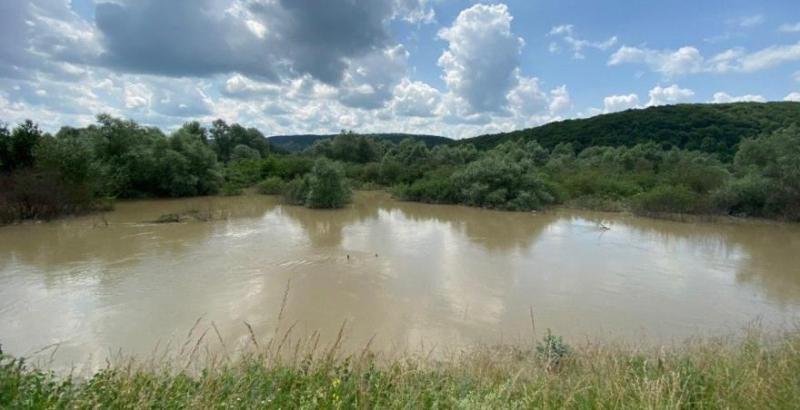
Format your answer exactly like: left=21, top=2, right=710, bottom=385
left=1, top=0, right=799, bottom=138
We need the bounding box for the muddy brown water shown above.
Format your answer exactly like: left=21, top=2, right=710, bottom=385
left=1, top=192, right=799, bottom=369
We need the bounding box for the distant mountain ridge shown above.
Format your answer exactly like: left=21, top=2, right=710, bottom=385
left=268, top=133, right=452, bottom=152
left=460, top=102, right=800, bottom=159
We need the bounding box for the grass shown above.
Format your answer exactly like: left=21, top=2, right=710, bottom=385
left=2, top=325, right=800, bottom=409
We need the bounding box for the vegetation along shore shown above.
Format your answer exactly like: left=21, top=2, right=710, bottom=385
left=2, top=102, right=799, bottom=225
left=2, top=327, right=799, bottom=408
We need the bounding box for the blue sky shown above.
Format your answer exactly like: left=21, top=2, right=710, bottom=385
left=1, top=0, right=799, bottom=138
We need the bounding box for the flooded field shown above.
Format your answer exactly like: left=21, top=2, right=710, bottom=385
left=1, top=192, right=799, bottom=369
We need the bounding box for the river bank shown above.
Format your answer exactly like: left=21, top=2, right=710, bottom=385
left=2, top=328, right=798, bottom=408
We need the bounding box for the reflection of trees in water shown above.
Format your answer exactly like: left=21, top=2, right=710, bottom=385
left=277, top=195, right=383, bottom=248
left=573, top=211, right=800, bottom=306
left=382, top=200, right=558, bottom=252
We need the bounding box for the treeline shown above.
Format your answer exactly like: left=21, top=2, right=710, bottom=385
left=2, top=110, right=799, bottom=223
left=462, top=102, right=800, bottom=160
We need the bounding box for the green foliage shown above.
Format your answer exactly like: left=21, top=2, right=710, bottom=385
left=305, top=158, right=352, bottom=209
left=306, top=130, right=382, bottom=163
left=393, top=169, right=458, bottom=204
left=536, top=330, right=572, bottom=368
left=269, top=132, right=451, bottom=153
left=445, top=141, right=558, bottom=211
left=464, top=102, right=800, bottom=160
left=209, top=119, right=271, bottom=162
left=256, top=176, right=285, bottom=195
left=3, top=330, right=799, bottom=409
left=230, top=144, right=262, bottom=161
left=631, top=185, right=706, bottom=215
left=3, top=106, right=799, bottom=223
left=731, top=125, right=800, bottom=220
left=0, top=120, right=42, bottom=171
left=282, top=176, right=311, bottom=205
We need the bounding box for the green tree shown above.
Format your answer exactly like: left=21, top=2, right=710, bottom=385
left=305, top=158, right=351, bottom=209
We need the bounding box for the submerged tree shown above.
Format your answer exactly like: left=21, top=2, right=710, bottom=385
left=305, top=158, right=351, bottom=209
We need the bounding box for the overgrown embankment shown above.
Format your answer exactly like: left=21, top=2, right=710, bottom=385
left=2, top=330, right=799, bottom=408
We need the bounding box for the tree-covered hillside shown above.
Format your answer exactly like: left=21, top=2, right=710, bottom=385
left=268, top=133, right=451, bottom=152
left=461, top=102, right=800, bottom=159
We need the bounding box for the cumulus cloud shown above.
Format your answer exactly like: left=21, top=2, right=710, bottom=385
left=548, top=24, right=617, bottom=59
left=785, top=92, right=800, bottom=102
left=647, top=85, right=695, bottom=106
left=0, top=1, right=100, bottom=78
left=603, top=94, right=641, bottom=113
left=0, top=0, right=567, bottom=138
left=710, top=92, right=766, bottom=103
left=390, top=79, right=442, bottom=117
left=610, top=42, right=800, bottom=75
left=548, top=85, right=571, bottom=114
left=93, top=0, right=414, bottom=84
left=437, top=3, right=523, bottom=113
left=338, top=45, right=409, bottom=109
left=392, top=0, right=436, bottom=24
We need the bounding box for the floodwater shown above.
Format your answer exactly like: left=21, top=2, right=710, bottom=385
left=1, top=192, right=799, bottom=368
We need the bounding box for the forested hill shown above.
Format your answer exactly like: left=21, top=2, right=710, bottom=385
left=268, top=133, right=451, bottom=152
left=460, top=102, right=800, bottom=159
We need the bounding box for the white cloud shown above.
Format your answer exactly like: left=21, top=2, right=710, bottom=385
left=392, top=0, right=436, bottom=24
left=779, top=22, right=800, bottom=33
left=437, top=3, right=523, bottom=112
left=647, top=84, right=695, bottom=106
left=549, top=85, right=571, bottom=114
left=548, top=24, right=617, bottom=59
left=710, top=92, right=766, bottom=103
left=338, top=44, right=409, bottom=109
left=123, top=82, right=151, bottom=110
left=785, top=92, right=800, bottom=102
left=610, top=42, right=800, bottom=75
left=609, top=46, right=704, bottom=76
left=603, top=94, right=641, bottom=113
left=390, top=78, right=442, bottom=117
left=737, top=43, right=800, bottom=72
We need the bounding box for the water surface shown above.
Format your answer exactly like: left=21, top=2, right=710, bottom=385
left=1, top=192, right=799, bottom=368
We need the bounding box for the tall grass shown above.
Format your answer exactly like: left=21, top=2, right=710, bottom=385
left=2, top=325, right=799, bottom=409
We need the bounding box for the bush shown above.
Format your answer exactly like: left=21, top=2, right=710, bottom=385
left=536, top=330, right=571, bottom=369
left=711, top=173, right=771, bottom=217
left=631, top=185, right=706, bottom=215
left=393, top=169, right=457, bottom=203
left=282, top=176, right=311, bottom=205
left=305, top=158, right=351, bottom=209
left=221, top=183, right=242, bottom=196
left=256, top=177, right=285, bottom=195
left=0, top=170, right=98, bottom=223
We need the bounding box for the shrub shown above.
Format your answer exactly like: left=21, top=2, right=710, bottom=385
left=221, top=183, right=242, bottom=196
left=282, top=176, right=311, bottom=205
left=536, top=330, right=571, bottom=369
left=256, top=177, right=285, bottom=195
left=305, top=158, right=351, bottom=209
left=631, top=185, right=706, bottom=215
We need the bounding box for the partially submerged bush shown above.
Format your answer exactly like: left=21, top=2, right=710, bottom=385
left=304, top=158, right=351, bottom=209
left=631, top=185, right=707, bottom=215
left=282, top=175, right=311, bottom=206
left=256, top=176, right=285, bottom=195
